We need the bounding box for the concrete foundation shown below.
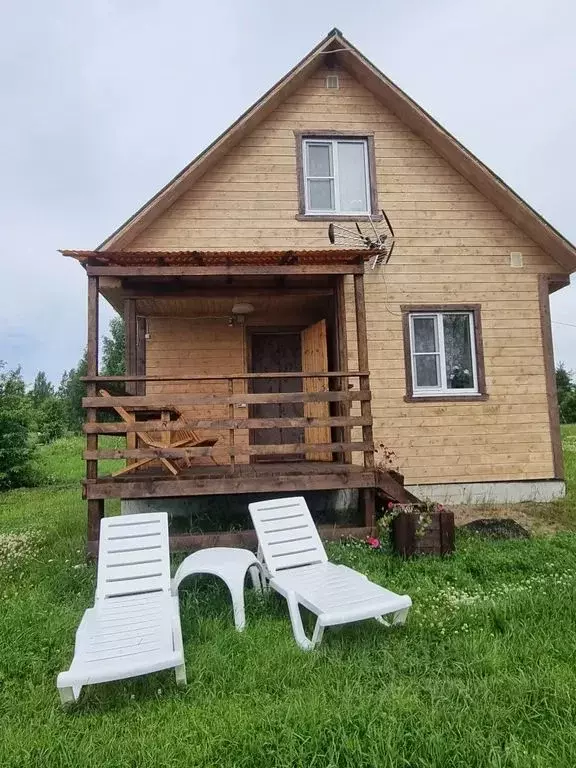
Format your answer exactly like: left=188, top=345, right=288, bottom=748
left=405, top=479, right=565, bottom=506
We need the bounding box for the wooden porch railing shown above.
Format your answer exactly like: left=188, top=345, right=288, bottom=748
left=81, top=371, right=374, bottom=476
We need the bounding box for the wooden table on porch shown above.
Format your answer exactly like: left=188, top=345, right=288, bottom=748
left=126, top=405, right=182, bottom=450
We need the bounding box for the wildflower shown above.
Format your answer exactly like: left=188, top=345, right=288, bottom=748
left=366, top=536, right=381, bottom=549
left=0, top=531, right=42, bottom=573
left=387, top=501, right=394, bottom=509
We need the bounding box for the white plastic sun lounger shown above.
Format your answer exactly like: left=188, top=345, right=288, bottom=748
left=57, top=512, right=186, bottom=706
left=249, top=497, right=412, bottom=650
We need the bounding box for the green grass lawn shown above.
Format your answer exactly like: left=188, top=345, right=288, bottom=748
left=533, top=423, right=576, bottom=527
left=0, top=431, right=575, bottom=767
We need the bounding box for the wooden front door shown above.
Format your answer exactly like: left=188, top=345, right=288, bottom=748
left=250, top=332, right=304, bottom=461
left=301, top=319, right=331, bottom=461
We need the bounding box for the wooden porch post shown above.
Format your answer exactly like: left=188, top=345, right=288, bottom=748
left=86, top=275, right=104, bottom=545
left=334, top=276, right=351, bottom=463
left=124, top=298, right=137, bottom=395
left=135, top=315, right=147, bottom=396
left=353, top=271, right=376, bottom=530
left=123, top=298, right=138, bottom=466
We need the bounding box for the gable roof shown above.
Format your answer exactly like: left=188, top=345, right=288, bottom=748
left=97, top=28, right=576, bottom=273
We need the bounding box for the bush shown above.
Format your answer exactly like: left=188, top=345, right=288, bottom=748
left=0, top=363, right=39, bottom=489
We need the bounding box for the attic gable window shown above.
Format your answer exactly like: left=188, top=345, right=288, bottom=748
left=295, top=132, right=380, bottom=220
left=401, top=305, right=488, bottom=402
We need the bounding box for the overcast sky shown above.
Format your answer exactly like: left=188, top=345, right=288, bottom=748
left=0, top=0, right=574, bottom=384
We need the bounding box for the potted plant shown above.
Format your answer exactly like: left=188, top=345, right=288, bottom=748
left=377, top=500, right=455, bottom=557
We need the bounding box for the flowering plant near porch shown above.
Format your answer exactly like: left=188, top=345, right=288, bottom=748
left=377, top=501, right=445, bottom=540
left=375, top=500, right=455, bottom=557
left=348, top=500, right=450, bottom=554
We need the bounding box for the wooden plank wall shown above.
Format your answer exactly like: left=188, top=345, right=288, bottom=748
left=128, top=65, right=565, bottom=486
left=142, top=296, right=332, bottom=466
left=146, top=318, right=248, bottom=464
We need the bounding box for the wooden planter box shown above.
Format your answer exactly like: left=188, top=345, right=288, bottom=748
left=391, top=510, right=455, bottom=557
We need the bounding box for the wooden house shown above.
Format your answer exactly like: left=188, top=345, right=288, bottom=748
left=62, top=29, right=576, bottom=553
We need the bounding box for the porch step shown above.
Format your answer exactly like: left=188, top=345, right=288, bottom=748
left=374, top=469, right=420, bottom=505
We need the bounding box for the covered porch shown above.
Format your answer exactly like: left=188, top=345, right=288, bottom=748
left=62, top=247, right=412, bottom=552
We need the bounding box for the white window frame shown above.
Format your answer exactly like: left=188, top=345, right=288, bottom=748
left=302, top=137, right=371, bottom=215
left=408, top=311, right=479, bottom=396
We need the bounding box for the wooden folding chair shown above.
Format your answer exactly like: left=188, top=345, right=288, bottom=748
left=99, top=389, right=218, bottom=476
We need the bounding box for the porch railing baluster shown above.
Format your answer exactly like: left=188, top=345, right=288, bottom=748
left=228, top=378, right=235, bottom=474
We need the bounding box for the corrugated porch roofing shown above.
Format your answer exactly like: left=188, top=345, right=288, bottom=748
left=60, top=248, right=371, bottom=266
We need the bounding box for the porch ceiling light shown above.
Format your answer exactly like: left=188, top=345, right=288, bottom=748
left=231, top=302, right=255, bottom=315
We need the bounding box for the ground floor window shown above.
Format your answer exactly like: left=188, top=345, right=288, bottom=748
left=401, top=305, right=487, bottom=401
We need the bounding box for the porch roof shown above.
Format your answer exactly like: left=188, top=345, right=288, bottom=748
left=60, top=248, right=371, bottom=267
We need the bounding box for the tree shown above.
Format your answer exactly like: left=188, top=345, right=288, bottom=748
left=559, top=391, right=576, bottom=425
left=556, top=364, right=573, bottom=399
left=102, top=316, right=125, bottom=376
left=556, top=363, right=576, bottom=425
left=53, top=316, right=125, bottom=435
left=0, top=363, right=37, bottom=489
left=29, top=371, right=67, bottom=444
left=36, top=396, right=67, bottom=443
left=58, top=351, right=88, bottom=433
left=31, top=371, right=54, bottom=407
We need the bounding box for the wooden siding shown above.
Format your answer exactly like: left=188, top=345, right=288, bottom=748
left=130, top=65, right=563, bottom=486
left=144, top=295, right=331, bottom=466
left=146, top=318, right=248, bottom=464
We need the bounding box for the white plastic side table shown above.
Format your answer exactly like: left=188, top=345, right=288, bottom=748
left=172, top=547, right=263, bottom=631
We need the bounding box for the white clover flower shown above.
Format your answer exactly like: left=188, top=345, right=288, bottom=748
left=0, top=531, right=42, bottom=572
